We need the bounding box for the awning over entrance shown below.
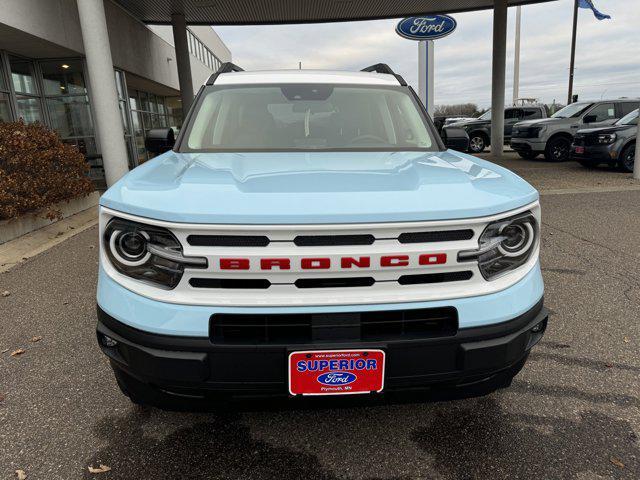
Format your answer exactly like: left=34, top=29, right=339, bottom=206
left=113, top=0, right=555, bottom=25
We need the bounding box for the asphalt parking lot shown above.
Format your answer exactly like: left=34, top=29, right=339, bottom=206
left=1, top=154, right=639, bottom=479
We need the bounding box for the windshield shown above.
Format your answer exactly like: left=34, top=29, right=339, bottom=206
left=478, top=110, right=491, bottom=120
left=616, top=109, right=638, bottom=125
left=181, top=85, right=437, bottom=152
left=551, top=102, right=593, bottom=119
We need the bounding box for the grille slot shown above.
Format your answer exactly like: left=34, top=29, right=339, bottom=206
left=294, top=234, right=375, bottom=246
left=187, top=235, right=270, bottom=247
left=398, top=271, right=473, bottom=285
left=210, top=307, right=458, bottom=344
left=295, top=277, right=375, bottom=289
left=189, top=278, right=271, bottom=289
left=398, top=230, right=474, bottom=243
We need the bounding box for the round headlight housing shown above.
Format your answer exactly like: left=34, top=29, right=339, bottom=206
left=459, top=211, right=538, bottom=280
left=103, top=218, right=206, bottom=289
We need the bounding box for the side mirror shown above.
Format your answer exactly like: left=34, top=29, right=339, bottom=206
left=145, top=128, right=175, bottom=154
left=583, top=114, right=597, bottom=124
left=441, top=127, right=470, bottom=152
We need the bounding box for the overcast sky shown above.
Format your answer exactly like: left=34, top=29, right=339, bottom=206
left=214, top=0, right=639, bottom=108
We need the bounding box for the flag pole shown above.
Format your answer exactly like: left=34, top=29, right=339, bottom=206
left=567, top=0, right=579, bottom=104
left=512, top=6, right=522, bottom=105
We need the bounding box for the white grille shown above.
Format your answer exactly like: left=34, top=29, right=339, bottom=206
left=99, top=202, right=540, bottom=307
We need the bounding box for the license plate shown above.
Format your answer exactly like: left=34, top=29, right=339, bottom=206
left=288, top=350, right=385, bottom=396
left=574, top=146, right=585, bottom=154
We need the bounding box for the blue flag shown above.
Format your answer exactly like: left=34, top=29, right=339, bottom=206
left=578, top=0, right=611, bottom=20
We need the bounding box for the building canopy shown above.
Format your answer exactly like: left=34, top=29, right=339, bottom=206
left=113, top=0, right=556, bottom=25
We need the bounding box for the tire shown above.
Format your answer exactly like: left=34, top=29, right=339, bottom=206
left=618, top=143, right=635, bottom=173
left=544, top=136, right=572, bottom=162
left=517, top=151, right=539, bottom=160
left=468, top=133, right=487, bottom=153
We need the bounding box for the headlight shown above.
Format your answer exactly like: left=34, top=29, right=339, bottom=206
left=596, top=133, right=616, bottom=144
left=458, top=212, right=538, bottom=280
left=103, top=218, right=206, bottom=289
left=533, top=126, right=546, bottom=137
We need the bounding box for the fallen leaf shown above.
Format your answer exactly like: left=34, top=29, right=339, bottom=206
left=88, top=465, right=111, bottom=474
left=1, top=291, right=9, bottom=297
left=30, top=336, right=42, bottom=343
left=623, top=337, right=630, bottom=343
left=610, top=456, right=625, bottom=468
left=16, top=470, right=27, bottom=480
left=10, top=349, right=25, bottom=357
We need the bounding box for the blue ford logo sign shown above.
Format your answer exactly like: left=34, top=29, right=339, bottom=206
left=396, top=15, right=457, bottom=41
left=317, top=372, right=357, bottom=386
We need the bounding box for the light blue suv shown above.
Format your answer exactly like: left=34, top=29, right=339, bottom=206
left=96, top=63, right=547, bottom=407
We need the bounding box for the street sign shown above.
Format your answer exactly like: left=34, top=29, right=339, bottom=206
left=395, top=15, right=457, bottom=41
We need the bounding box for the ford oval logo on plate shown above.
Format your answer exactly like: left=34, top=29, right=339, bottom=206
left=317, top=371, right=357, bottom=386
left=396, top=15, right=457, bottom=41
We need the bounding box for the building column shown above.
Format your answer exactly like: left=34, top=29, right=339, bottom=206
left=76, top=0, right=129, bottom=187
left=490, top=0, right=508, bottom=158
left=171, top=13, right=194, bottom=113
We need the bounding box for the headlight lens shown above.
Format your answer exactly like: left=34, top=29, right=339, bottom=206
left=458, top=212, right=538, bottom=280
left=104, top=218, right=206, bottom=289
left=533, top=126, right=546, bottom=137
left=596, top=133, right=616, bottom=144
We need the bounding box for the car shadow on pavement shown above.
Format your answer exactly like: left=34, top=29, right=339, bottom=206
left=410, top=396, right=639, bottom=480
left=83, top=390, right=639, bottom=480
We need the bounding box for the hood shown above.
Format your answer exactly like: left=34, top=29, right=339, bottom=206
left=515, top=118, right=562, bottom=127
left=100, top=150, right=538, bottom=224
left=576, top=124, right=636, bottom=135
left=448, top=119, right=488, bottom=128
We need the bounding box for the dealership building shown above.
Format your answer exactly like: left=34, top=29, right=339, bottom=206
left=0, top=0, right=231, bottom=185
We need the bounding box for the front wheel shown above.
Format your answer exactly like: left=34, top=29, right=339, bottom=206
left=544, top=137, right=572, bottom=162
left=468, top=134, right=487, bottom=153
left=618, top=144, right=635, bottom=173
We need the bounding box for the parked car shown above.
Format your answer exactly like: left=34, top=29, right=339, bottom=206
left=96, top=63, right=547, bottom=408
left=510, top=99, right=639, bottom=162
left=433, top=115, right=476, bottom=135
left=443, top=106, right=547, bottom=153
left=572, top=108, right=638, bottom=172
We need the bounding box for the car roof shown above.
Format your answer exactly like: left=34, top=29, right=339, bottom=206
left=214, top=69, right=402, bottom=86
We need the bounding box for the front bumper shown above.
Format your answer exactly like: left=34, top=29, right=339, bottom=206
left=97, top=299, right=548, bottom=397
left=510, top=138, right=546, bottom=154
left=571, top=144, right=617, bottom=163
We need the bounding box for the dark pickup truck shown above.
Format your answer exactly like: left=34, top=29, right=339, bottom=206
left=442, top=106, right=547, bottom=153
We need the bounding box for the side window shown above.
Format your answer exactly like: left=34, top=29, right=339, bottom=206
left=523, top=108, right=542, bottom=119
left=619, top=102, right=639, bottom=117
left=586, top=103, right=616, bottom=122
left=504, top=108, right=518, bottom=120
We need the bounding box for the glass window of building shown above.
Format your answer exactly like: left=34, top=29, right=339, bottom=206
left=0, top=59, right=12, bottom=122
left=9, top=55, right=42, bottom=123
left=40, top=60, right=87, bottom=96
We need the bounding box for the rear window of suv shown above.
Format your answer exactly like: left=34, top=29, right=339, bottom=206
left=181, top=84, right=437, bottom=152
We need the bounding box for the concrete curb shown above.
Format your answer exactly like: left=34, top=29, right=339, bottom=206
left=0, top=191, right=101, bottom=245
left=0, top=207, right=98, bottom=274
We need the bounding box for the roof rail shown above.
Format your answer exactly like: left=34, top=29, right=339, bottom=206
left=361, top=63, right=407, bottom=86
left=205, top=62, right=244, bottom=85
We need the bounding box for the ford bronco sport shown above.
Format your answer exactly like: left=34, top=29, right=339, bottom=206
left=97, top=63, right=548, bottom=407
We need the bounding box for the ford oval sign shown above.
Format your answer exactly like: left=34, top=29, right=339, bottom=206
left=396, top=15, right=457, bottom=41
left=317, top=371, right=357, bottom=386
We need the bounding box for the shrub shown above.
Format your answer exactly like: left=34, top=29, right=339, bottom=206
left=0, top=120, right=95, bottom=220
